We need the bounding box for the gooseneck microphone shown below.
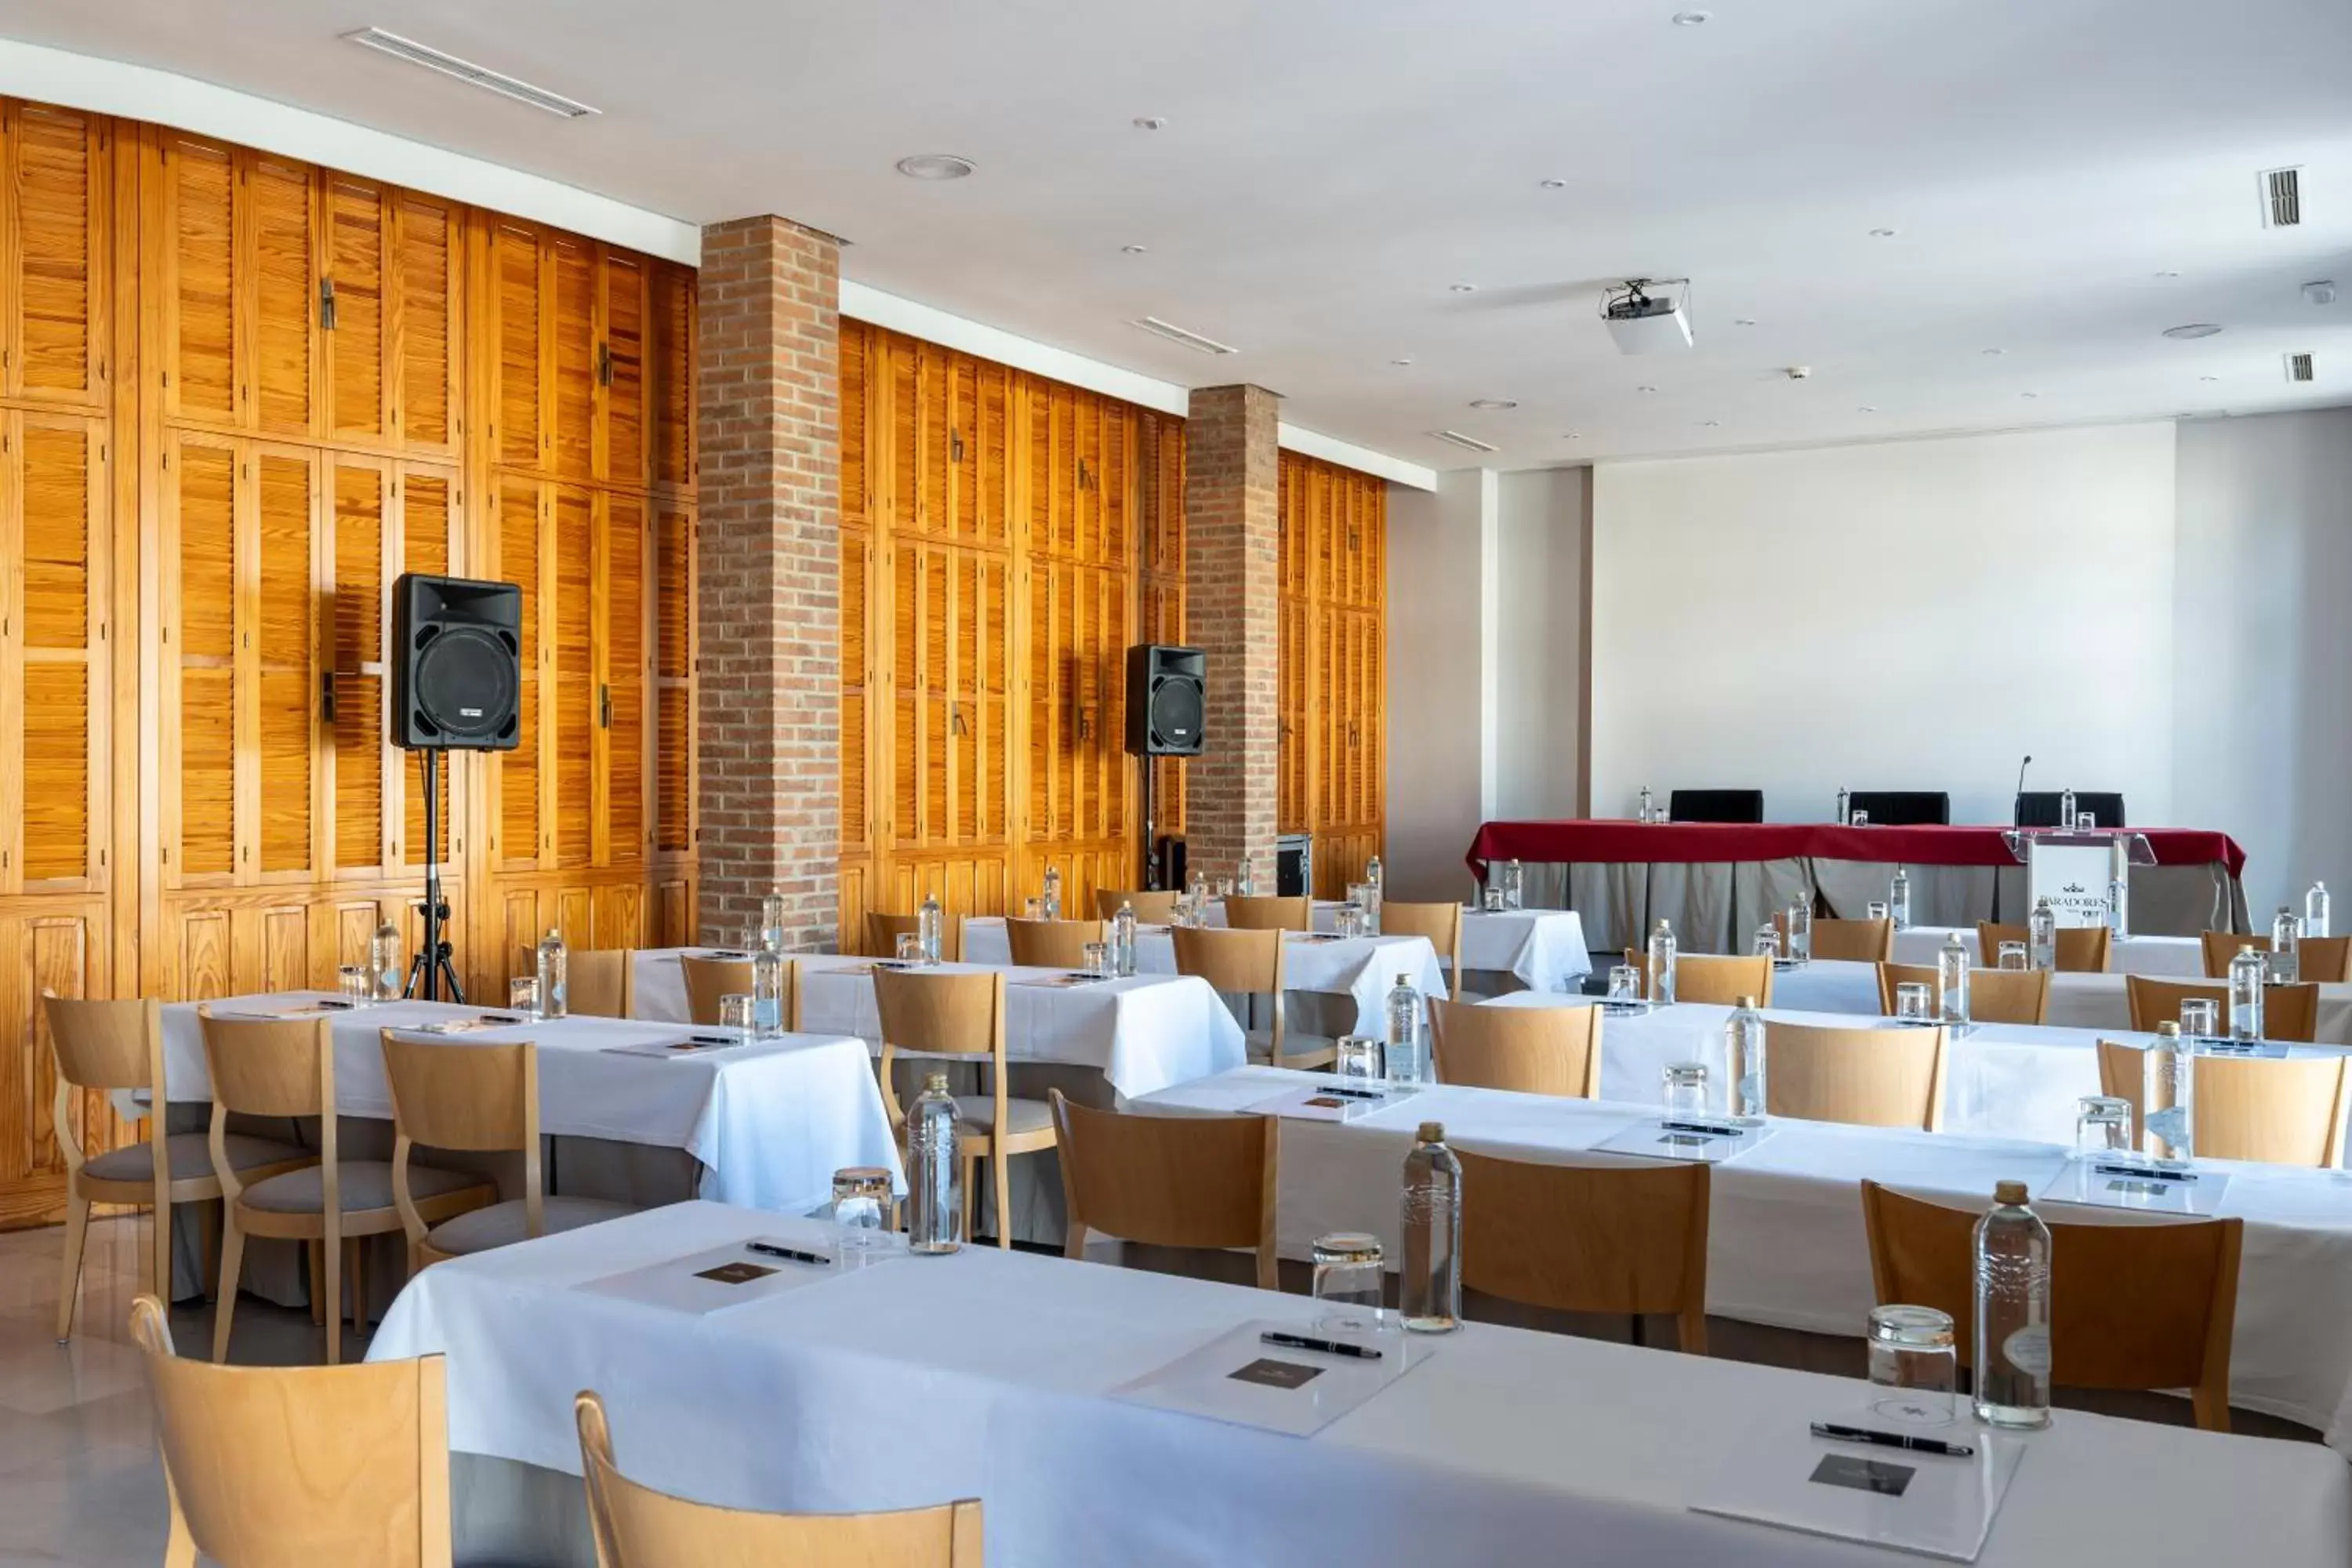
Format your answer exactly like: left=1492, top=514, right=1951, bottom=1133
left=2016, top=754, right=2033, bottom=815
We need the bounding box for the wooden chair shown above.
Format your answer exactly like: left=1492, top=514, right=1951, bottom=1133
left=1809, top=917, right=1893, bottom=963
left=1048, top=1090, right=1279, bottom=1289
left=1379, top=900, right=1465, bottom=985
left=2125, top=975, right=2318, bottom=1041
left=1766, top=1021, right=1947, bottom=1131
left=866, top=909, right=960, bottom=961
left=1875, top=961, right=2049, bottom=1025
left=2297, top=935, right=2352, bottom=984
left=1222, top=895, right=1312, bottom=931
left=872, top=968, right=1055, bottom=1249
left=45, top=994, right=312, bottom=1341
left=575, top=1389, right=982, bottom=1566
left=199, top=1011, right=492, bottom=1364
left=1456, top=1149, right=1710, bottom=1354
left=1622, top=949, right=1772, bottom=1007
left=1170, top=925, right=1329, bottom=1070
left=2095, top=1040, right=2351, bottom=1167
left=2200, top=931, right=2270, bottom=978
left=678, top=954, right=802, bottom=1030
left=379, top=1033, right=637, bottom=1272
left=514, top=945, right=636, bottom=1018
left=1860, top=1181, right=2243, bottom=1432
left=1096, top=888, right=1178, bottom=924
left=1003, top=916, right=1106, bottom=968
left=1427, top=996, right=1601, bottom=1098
left=129, top=1294, right=456, bottom=1567
left=1978, top=920, right=2111, bottom=973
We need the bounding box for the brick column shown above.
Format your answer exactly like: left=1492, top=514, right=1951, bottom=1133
left=1183, top=384, right=1283, bottom=890
left=695, top=216, right=841, bottom=951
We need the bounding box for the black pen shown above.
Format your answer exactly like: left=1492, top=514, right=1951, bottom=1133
left=1259, top=1330, right=1383, bottom=1360
left=2092, top=1162, right=2195, bottom=1182
left=1658, top=1120, right=1740, bottom=1138
left=1316, top=1084, right=1387, bottom=1101
left=1809, top=1421, right=1975, bottom=1457
left=746, top=1241, right=831, bottom=1267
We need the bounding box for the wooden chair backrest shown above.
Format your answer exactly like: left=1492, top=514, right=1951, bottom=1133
left=2296, top=935, right=2352, bottom=983
left=679, top=956, right=754, bottom=1028
left=1004, top=917, right=1106, bottom=968
left=1169, top=925, right=1285, bottom=997
left=129, top=1294, right=453, bottom=1567
left=198, top=1011, right=332, bottom=1119
left=1859, top=1181, right=2242, bottom=1430
left=1095, top=889, right=1178, bottom=924
left=1428, top=997, right=1601, bottom=1098
left=1624, top=950, right=1771, bottom=1007
left=381, top=1033, right=541, bottom=1247
left=1222, top=895, right=1312, bottom=931
left=567, top=949, right=634, bottom=1018
left=1877, top=962, right=2049, bottom=1025
left=2201, top=931, right=2271, bottom=978
left=2125, top=975, right=2318, bottom=1041
left=575, top=1391, right=981, bottom=1567
left=1809, top=918, right=1893, bottom=963
left=1766, top=1021, right=1947, bottom=1131
left=873, top=968, right=1006, bottom=1129
left=44, top=994, right=162, bottom=1092
left=1049, top=1090, right=1278, bottom=1287
left=1456, top=1149, right=1710, bottom=1353
left=2094, top=1040, right=2350, bottom=1167
left=1979, top=921, right=2111, bottom=972
left=1379, top=901, right=1465, bottom=967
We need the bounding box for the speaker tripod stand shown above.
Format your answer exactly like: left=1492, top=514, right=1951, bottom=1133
left=403, top=747, right=466, bottom=1002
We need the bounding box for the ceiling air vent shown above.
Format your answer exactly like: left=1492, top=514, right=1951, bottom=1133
left=2285, top=352, right=2315, bottom=383
left=343, top=28, right=600, bottom=118
left=1127, top=317, right=1237, bottom=355
left=1428, top=430, right=1499, bottom=454
left=2259, top=166, right=2302, bottom=228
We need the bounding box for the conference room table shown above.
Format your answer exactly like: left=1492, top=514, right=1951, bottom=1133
left=1891, top=925, right=2205, bottom=976
left=1467, top=819, right=2250, bottom=953
left=1142, top=1066, right=2352, bottom=1446
left=370, top=1199, right=2352, bottom=1567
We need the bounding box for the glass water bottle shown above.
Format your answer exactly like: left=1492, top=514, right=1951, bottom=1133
left=751, top=945, right=785, bottom=1036
left=371, top=920, right=403, bottom=1002
left=1889, top=866, right=1911, bottom=931
left=2228, top=945, right=2266, bottom=1040
left=2107, top=875, right=2129, bottom=942
left=1835, top=786, right=1849, bottom=825
left=1399, top=1122, right=1461, bottom=1334
left=1725, top=996, right=1768, bottom=1124
left=1385, top=975, right=1426, bottom=1085
left=2058, top=787, right=2077, bottom=829
left=1365, top=855, right=1383, bottom=906
left=1973, top=1180, right=2053, bottom=1429
left=1646, top=919, right=1678, bottom=1004
left=1112, top=900, right=1139, bottom=978
left=536, top=929, right=568, bottom=1019
left=1040, top=866, right=1062, bottom=922
left=1937, top=931, right=1971, bottom=1024
left=2027, top=898, right=2058, bottom=972
left=1784, top=891, right=1813, bottom=964
left=917, top=893, right=944, bottom=964
left=906, top=1073, right=963, bottom=1254
left=2143, top=1022, right=2194, bottom=1169
left=1502, top=858, right=1524, bottom=911
left=2270, top=907, right=2302, bottom=983
left=1638, top=785, right=1655, bottom=823
left=760, top=891, right=788, bottom=954
left=2307, top=881, right=2331, bottom=940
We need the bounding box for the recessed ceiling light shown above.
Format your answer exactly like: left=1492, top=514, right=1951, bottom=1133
left=1671, top=9, right=1711, bottom=24
left=1539, top=178, right=1567, bottom=191
left=1636, top=385, right=1657, bottom=394
left=1133, top=116, right=1167, bottom=131
left=2163, top=323, right=2223, bottom=339
left=895, top=154, right=975, bottom=180
left=1390, top=357, right=1415, bottom=367
left=1127, top=316, right=1238, bottom=355
left=1701, top=419, right=1721, bottom=427
left=1868, top=227, right=1899, bottom=238
left=2198, top=375, right=2220, bottom=383
left=1449, top=282, right=1479, bottom=294
left=1733, top=318, right=1757, bottom=327
left=1563, top=432, right=1581, bottom=440
left=1858, top=405, right=1878, bottom=412
left=2020, top=392, right=2039, bottom=400
left=1120, top=244, right=1149, bottom=255
left=1981, top=347, right=2005, bottom=357
left=2154, top=270, right=2181, bottom=279
left=1469, top=398, right=1519, bottom=410
left=343, top=27, right=599, bottom=118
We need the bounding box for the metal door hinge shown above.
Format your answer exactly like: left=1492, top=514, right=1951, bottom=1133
left=319, top=277, right=338, bottom=331
left=950, top=430, right=964, bottom=463
left=598, top=684, right=612, bottom=728
left=597, top=343, right=613, bottom=387
left=321, top=670, right=336, bottom=722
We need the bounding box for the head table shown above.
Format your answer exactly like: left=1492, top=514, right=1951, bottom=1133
left=369, top=1200, right=2352, bottom=1568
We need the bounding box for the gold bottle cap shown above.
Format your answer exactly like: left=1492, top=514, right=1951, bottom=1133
left=1994, top=1179, right=2028, bottom=1205
left=2156, top=1021, right=2181, bottom=1037
left=1736, top=995, right=1758, bottom=1009
left=1417, top=1121, right=1444, bottom=1143
left=924, top=1071, right=949, bottom=1092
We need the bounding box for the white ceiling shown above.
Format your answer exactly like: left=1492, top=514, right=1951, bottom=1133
left=7, top=0, right=2350, bottom=469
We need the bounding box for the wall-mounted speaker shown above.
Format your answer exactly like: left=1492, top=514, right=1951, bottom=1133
left=1125, top=644, right=1206, bottom=757
left=390, top=574, right=523, bottom=750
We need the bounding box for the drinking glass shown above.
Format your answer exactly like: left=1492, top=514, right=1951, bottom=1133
left=508, top=976, right=541, bottom=1018
left=339, top=964, right=372, bottom=1006
left=1662, top=1062, right=1709, bottom=1119
left=1483, top=885, right=1505, bottom=913
left=1894, top=982, right=1933, bottom=1021
left=895, top=933, right=924, bottom=964
left=1850, top=810, right=1871, bottom=829
left=1215, top=877, right=1236, bottom=899
left=2179, top=997, right=2220, bottom=1040
left=1334, top=1035, right=1383, bottom=1081
left=832, top=1166, right=894, bottom=1249
left=719, top=993, right=756, bottom=1044
left=1867, top=900, right=1890, bottom=921
left=1753, top=923, right=1781, bottom=959
left=1606, top=964, right=1642, bottom=1004
left=1334, top=903, right=1362, bottom=939
left=2074, top=1095, right=2136, bottom=1162
left=1997, top=940, right=2030, bottom=971
left=2076, top=811, right=2098, bottom=832
left=1022, top=897, right=1044, bottom=920
left=1310, top=1232, right=1386, bottom=1335
left=1081, top=941, right=1110, bottom=978
left=1866, top=1305, right=1958, bottom=1425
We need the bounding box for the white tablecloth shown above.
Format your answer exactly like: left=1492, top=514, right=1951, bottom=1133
left=370, top=1200, right=2352, bottom=1566
left=1891, top=926, right=2205, bottom=978
left=1765, top=958, right=2352, bottom=1045
left=155, top=995, right=902, bottom=1213
left=1142, top=1067, right=2352, bottom=1445
left=1440, top=908, right=1592, bottom=994
left=1480, top=991, right=2352, bottom=1149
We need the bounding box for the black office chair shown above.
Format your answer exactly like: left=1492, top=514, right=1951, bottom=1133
left=1847, top=791, right=1951, bottom=826
left=2015, top=791, right=2125, bottom=829
left=1668, top=789, right=1764, bottom=824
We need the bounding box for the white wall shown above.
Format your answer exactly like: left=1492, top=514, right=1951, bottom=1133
left=2173, top=408, right=2352, bottom=916
left=1589, top=423, right=2180, bottom=827
left=1383, top=470, right=1497, bottom=900
left=1495, top=467, right=1590, bottom=818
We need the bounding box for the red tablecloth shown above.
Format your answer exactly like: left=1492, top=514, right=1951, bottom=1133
left=1467, top=821, right=2247, bottom=878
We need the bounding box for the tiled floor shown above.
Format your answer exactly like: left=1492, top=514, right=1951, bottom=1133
left=0, top=1214, right=355, bottom=1568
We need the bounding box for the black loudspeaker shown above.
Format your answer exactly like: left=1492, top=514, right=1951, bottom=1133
left=391, top=574, right=523, bottom=750
left=1125, top=644, right=1206, bottom=757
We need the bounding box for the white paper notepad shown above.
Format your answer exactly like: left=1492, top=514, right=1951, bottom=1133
left=1116, top=1319, right=1430, bottom=1438
left=1693, top=1408, right=2025, bottom=1562
left=1590, top=1116, right=1777, bottom=1166
left=1243, top=1082, right=1417, bottom=1124
left=575, top=1236, right=880, bottom=1316
left=2038, top=1160, right=2230, bottom=1217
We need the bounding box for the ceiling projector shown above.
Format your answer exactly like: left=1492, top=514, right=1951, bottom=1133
left=1601, top=278, right=1693, bottom=354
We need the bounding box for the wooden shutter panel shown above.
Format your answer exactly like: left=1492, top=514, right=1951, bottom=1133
left=329, top=459, right=386, bottom=871
left=255, top=449, right=317, bottom=875
left=16, top=416, right=103, bottom=884
left=602, top=252, right=646, bottom=486
left=603, top=492, right=644, bottom=865
left=251, top=158, right=315, bottom=437
left=171, top=437, right=237, bottom=877
left=553, top=485, right=593, bottom=867
left=496, top=477, right=541, bottom=864
left=163, top=136, right=237, bottom=424
left=324, top=177, right=387, bottom=441
left=8, top=103, right=107, bottom=407
left=551, top=241, right=594, bottom=484
left=649, top=262, right=694, bottom=489
left=493, top=223, right=543, bottom=470
left=398, top=468, right=456, bottom=866
left=652, top=506, right=692, bottom=855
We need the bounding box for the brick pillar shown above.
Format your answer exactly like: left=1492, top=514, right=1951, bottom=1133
left=695, top=216, right=841, bottom=951
left=1183, top=384, right=1283, bottom=889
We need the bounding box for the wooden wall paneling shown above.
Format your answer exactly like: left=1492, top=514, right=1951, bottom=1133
left=0, top=909, right=105, bottom=1229
left=396, top=463, right=459, bottom=867
left=389, top=191, right=462, bottom=458
left=3, top=101, right=111, bottom=409
left=552, top=484, right=593, bottom=869
left=249, top=154, right=316, bottom=439
left=492, top=474, right=544, bottom=870
left=321, top=174, right=388, bottom=443
left=488, top=220, right=545, bottom=472
left=648, top=262, right=695, bottom=492
left=161, top=429, right=238, bottom=885
left=501, top=887, right=540, bottom=985
left=326, top=452, right=391, bottom=874
left=592, top=880, right=644, bottom=949
left=1276, top=452, right=1387, bottom=893
left=155, top=131, right=238, bottom=426
left=252, top=442, right=321, bottom=883
left=836, top=323, right=873, bottom=940
left=1135, top=409, right=1185, bottom=843
left=604, top=491, right=647, bottom=868
left=655, top=877, right=691, bottom=949
left=598, top=250, right=646, bottom=488
left=550, top=237, right=595, bottom=485
left=650, top=503, right=693, bottom=861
